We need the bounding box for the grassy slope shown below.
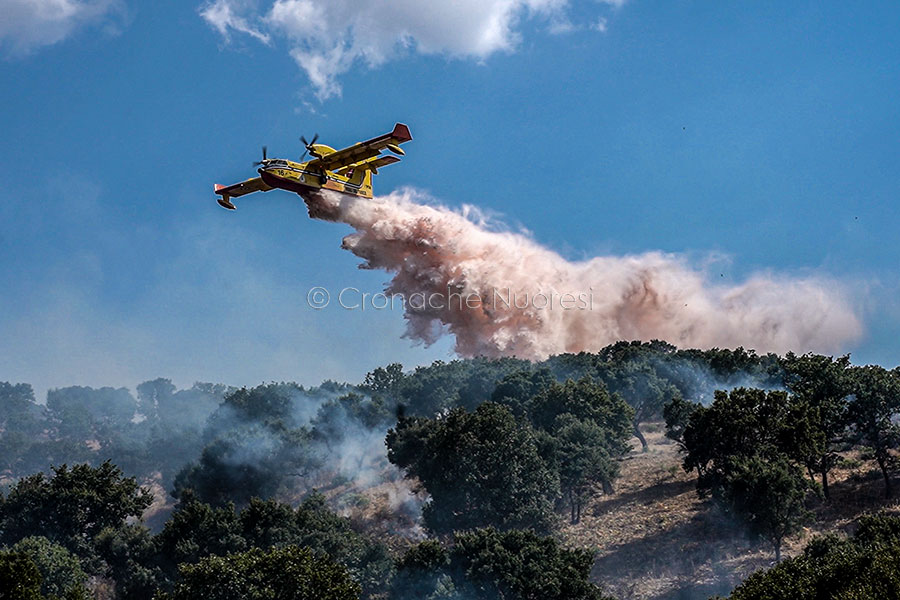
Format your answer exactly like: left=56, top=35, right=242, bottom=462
left=562, top=426, right=900, bottom=600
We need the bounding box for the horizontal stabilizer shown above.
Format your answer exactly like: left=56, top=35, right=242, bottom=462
left=336, top=155, right=401, bottom=176
left=312, top=123, right=413, bottom=172
left=368, top=155, right=401, bottom=170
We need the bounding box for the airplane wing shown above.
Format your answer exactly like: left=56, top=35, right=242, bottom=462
left=214, top=177, right=273, bottom=210
left=214, top=177, right=273, bottom=198
left=311, top=123, right=412, bottom=172
left=335, top=155, right=401, bottom=176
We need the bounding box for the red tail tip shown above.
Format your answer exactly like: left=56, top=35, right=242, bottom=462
left=392, top=123, right=412, bottom=142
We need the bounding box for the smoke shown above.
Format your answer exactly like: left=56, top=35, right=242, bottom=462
left=304, top=188, right=863, bottom=359
left=177, top=382, right=424, bottom=532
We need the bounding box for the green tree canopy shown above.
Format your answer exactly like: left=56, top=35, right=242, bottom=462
left=680, top=388, right=793, bottom=490
left=546, top=415, right=620, bottom=523
left=154, top=493, right=391, bottom=599
left=0, top=551, right=44, bottom=600
left=388, top=402, right=560, bottom=535
left=725, top=513, right=900, bottom=599
left=163, top=545, right=360, bottom=600
left=601, top=360, right=681, bottom=451
left=46, top=386, right=137, bottom=435
left=718, top=455, right=812, bottom=561
left=846, top=365, right=900, bottom=497
left=780, top=353, right=852, bottom=499
left=679, top=388, right=814, bottom=559
left=0, top=461, right=152, bottom=563
left=9, top=537, right=87, bottom=599
left=393, top=528, right=615, bottom=600
left=663, top=395, right=701, bottom=450
left=398, top=358, right=531, bottom=417
left=0, top=382, right=43, bottom=435
left=94, top=524, right=161, bottom=600
left=527, top=377, right=633, bottom=445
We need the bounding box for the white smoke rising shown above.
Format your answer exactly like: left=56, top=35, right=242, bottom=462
left=305, top=188, right=863, bottom=359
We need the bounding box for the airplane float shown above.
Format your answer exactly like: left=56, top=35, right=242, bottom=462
left=214, top=123, right=412, bottom=210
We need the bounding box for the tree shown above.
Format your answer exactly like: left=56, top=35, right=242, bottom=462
left=291, top=493, right=393, bottom=599
left=172, top=435, right=282, bottom=507
left=547, top=415, right=619, bottom=523
left=780, top=353, right=852, bottom=499
left=137, top=379, right=228, bottom=430
left=719, top=455, right=812, bottom=561
left=46, top=386, right=137, bottom=434
left=662, top=395, right=701, bottom=450
left=9, top=537, right=87, bottom=600
left=490, top=368, right=555, bottom=419
left=397, top=358, right=530, bottom=417
left=173, top=382, right=325, bottom=507
left=135, top=378, right=177, bottom=425
left=94, top=524, right=161, bottom=600
left=393, top=528, right=615, bottom=600
left=0, top=551, right=44, bottom=600
left=153, top=493, right=391, bottom=599
left=362, top=363, right=405, bottom=396
left=846, top=365, right=900, bottom=497
left=542, top=352, right=602, bottom=383
left=724, top=513, right=900, bottom=599
left=163, top=545, right=360, bottom=600
left=391, top=540, right=455, bottom=600
left=527, top=377, right=633, bottom=450
left=680, top=388, right=793, bottom=490
left=387, top=402, right=560, bottom=535
left=0, top=461, right=153, bottom=563
left=677, top=388, right=815, bottom=558
left=204, top=385, right=297, bottom=436
left=602, top=360, right=680, bottom=451
left=531, top=377, right=632, bottom=502
left=0, top=382, right=44, bottom=436
left=451, top=528, right=614, bottom=600
left=315, top=392, right=393, bottom=431
left=153, top=492, right=246, bottom=581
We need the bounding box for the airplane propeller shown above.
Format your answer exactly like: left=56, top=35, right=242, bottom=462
left=300, top=133, right=320, bottom=160
left=253, top=146, right=268, bottom=166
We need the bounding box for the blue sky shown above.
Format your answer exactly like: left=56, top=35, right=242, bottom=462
left=1, top=0, right=899, bottom=399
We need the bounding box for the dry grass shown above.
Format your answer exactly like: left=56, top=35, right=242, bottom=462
left=140, top=472, right=174, bottom=531
left=561, top=426, right=900, bottom=600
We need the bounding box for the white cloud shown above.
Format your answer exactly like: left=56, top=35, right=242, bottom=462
left=199, top=0, right=270, bottom=44
left=0, top=0, right=125, bottom=56
left=547, top=18, right=577, bottom=35
left=200, top=0, right=621, bottom=100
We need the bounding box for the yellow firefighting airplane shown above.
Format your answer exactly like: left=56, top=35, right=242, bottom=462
left=214, top=123, right=412, bottom=210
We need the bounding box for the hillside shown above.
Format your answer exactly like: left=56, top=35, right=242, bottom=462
left=562, top=426, right=900, bottom=600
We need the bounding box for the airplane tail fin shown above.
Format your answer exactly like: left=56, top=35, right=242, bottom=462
left=391, top=123, right=412, bottom=143
left=336, top=155, right=402, bottom=198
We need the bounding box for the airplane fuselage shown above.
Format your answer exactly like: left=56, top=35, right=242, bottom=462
left=257, top=157, right=373, bottom=199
